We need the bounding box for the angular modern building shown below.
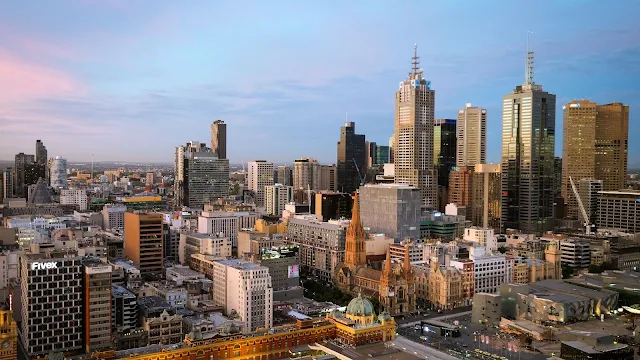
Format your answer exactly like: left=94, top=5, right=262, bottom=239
left=359, top=183, right=421, bottom=241
left=337, top=122, right=366, bottom=194
left=49, top=156, right=68, bottom=189
left=210, top=120, right=227, bottom=160
left=394, top=45, right=437, bottom=209
left=434, top=119, right=457, bottom=188
left=457, top=104, right=486, bottom=167
left=501, top=49, right=556, bottom=234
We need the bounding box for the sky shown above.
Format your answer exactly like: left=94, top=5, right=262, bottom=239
left=0, top=1, right=639, bottom=166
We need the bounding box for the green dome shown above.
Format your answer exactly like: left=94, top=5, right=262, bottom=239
left=346, top=294, right=374, bottom=317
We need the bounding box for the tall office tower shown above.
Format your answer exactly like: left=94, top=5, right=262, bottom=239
left=124, top=212, right=164, bottom=277
left=174, top=141, right=228, bottom=208
left=14, top=152, right=34, bottom=198
left=561, top=100, right=629, bottom=219
left=210, top=120, right=227, bottom=160
left=35, top=140, right=47, bottom=166
left=376, top=145, right=390, bottom=165
left=457, top=104, right=487, bottom=167
left=394, top=45, right=437, bottom=208
left=578, top=179, right=602, bottom=224
left=265, top=183, right=294, bottom=216
left=50, top=156, right=68, bottom=189
left=471, top=164, right=502, bottom=230
left=388, top=135, right=395, bottom=163
left=319, top=164, right=337, bottom=191
left=448, top=166, right=474, bottom=213
left=84, top=262, right=112, bottom=353
left=434, top=119, right=457, bottom=187
left=247, top=160, right=274, bottom=207
left=174, top=141, right=206, bottom=205
left=1, top=168, right=12, bottom=199
left=293, top=158, right=320, bottom=191
left=501, top=47, right=556, bottom=234
left=276, top=165, right=292, bottom=186
left=19, top=246, right=84, bottom=357
left=0, top=310, right=18, bottom=360
left=337, top=121, right=366, bottom=194
left=366, top=141, right=377, bottom=168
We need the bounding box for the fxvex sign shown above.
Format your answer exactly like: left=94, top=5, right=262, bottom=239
left=31, top=262, right=58, bottom=270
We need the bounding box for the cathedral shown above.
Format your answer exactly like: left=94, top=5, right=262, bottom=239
left=334, top=193, right=416, bottom=315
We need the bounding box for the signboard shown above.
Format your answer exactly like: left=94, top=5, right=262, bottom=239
left=31, top=262, right=58, bottom=270
left=287, top=265, right=299, bottom=279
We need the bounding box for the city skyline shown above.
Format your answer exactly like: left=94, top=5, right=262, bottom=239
left=1, top=1, right=639, bottom=166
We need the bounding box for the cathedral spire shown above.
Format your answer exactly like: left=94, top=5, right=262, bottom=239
left=344, top=192, right=367, bottom=268
left=347, top=192, right=365, bottom=239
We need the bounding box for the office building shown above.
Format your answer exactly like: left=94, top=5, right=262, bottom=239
left=49, top=156, right=68, bottom=189
left=448, top=166, right=474, bottom=214
left=276, top=165, right=292, bottom=186
left=247, top=160, right=274, bottom=207
left=578, top=179, right=602, bottom=224
left=501, top=49, right=556, bottom=234
left=213, top=259, right=273, bottom=331
left=388, top=134, right=395, bottom=163
left=394, top=45, right=437, bottom=208
left=0, top=310, right=18, bottom=360
left=1, top=168, right=13, bottom=199
left=434, top=119, right=457, bottom=188
left=246, top=245, right=302, bottom=301
left=293, top=157, right=320, bottom=191
left=210, top=119, right=227, bottom=160
left=124, top=212, right=164, bottom=277
left=562, top=100, right=629, bottom=219
left=14, top=153, right=34, bottom=198
left=35, top=140, right=47, bottom=166
left=19, top=246, right=84, bottom=357
left=597, top=190, right=640, bottom=233
left=457, top=104, right=486, bottom=167
left=366, top=141, right=377, bottom=168
left=375, top=145, right=390, bottom=165
left=359, top=183, right=421, bottom=241
left=315, top=191, right=352, bottom=221
left=319, top=164, right=337, bottom=191
left=174, top=141, right=229, bottom=208
left=60, top=189, right=88, bottom=211
left=337, top=121, right=366, bottom=194
left=84, top=262, right=112, bottom=353
left=112, top=285, right=138, bottom=330
left=560, top=239, right=591, bottom=269
left=264, top=184, right=294, bottom=216
left=471, top=164, right=501, bottom=230
left=470, top=246, right=511, bottom=294
left=197, top=211, right=259, bottom=247
left=103, top=204, right=126, bottom=230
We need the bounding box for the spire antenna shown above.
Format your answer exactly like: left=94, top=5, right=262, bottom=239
left=525, top=32, right=534, bottom=85
left=411, top=43, right=421, bottom=75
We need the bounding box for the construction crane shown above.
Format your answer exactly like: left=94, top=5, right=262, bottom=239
left=569, top=176, right=593, bottom=235
left=352, top=158, right=365, bottom=186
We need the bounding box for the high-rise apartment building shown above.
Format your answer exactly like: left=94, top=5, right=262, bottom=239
left=293, top=158, right=321, bottom=191
left=561, top=100, right=629, bottom=219
left=210, top=120, right=227, bottom=160
left=174, top=141, right=229, bottom=208
left=471, top=164, right=501, bottom=230
left=1, top=168, right=13, bottom=199
left=247, top=160, right=274, bottom=207
left=448, top=166, right=474, bottom=214
left=434, top=119, right=457, bottom=188
left=265, top=184, right=294, bottom=216
left=276, top=165, right=292, bottom=186
left=457, top=104, right=487, bottom=167
left=124, top=212, right=164, bottom=277
left=60, top=189, right=88, bottom=211
left=337, top=122, right=366, bottom=194
left=501, top=49, right=556, bottom=233
left=50, top=156, right=68, bottom=189
left=394, top=45, right=437, bottom=208
left=84, top=262, right=112, bottom=353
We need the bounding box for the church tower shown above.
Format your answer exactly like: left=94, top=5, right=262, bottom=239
left=545, top=240, right=562, bottom=280
left=344, top=193, right=366, bottom=269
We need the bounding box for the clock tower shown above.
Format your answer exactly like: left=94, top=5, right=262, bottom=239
left=0, top=310, right=17, bottom=360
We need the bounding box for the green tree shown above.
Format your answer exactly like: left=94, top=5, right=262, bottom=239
left=561, top=263, right=576, bottom=279
left=498, top=246, right=508, bottom=254
left=230, top=183, right=240, bottom=195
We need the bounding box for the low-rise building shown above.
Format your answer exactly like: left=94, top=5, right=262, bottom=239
left=144, top=310, right=183, bottom=345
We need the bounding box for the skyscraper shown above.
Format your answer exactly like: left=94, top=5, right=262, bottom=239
left=35, top=140, right=47, bottom=166
left=14, top=152, right=34, bottom=198
left=434, top=119, right=457, bottom=187
left=394, top=45, right=436, bottom=208
left=276, top=165, right=292, bottom=186
left=457, top=104, right=487, bottom=167
left=1, top=168, right=13, bottom=199
left=337, top=121, right=366, bottom=194
left=293, top=158, right=318, bottom=191
left=174, top=141, right=229, bottom=208
left=50, top=156, right=68, bottom=189
left=471, top=164, right=501, bottom=230
left=210, top=120, right=227, bottom=160
left=561, top=100, right=629, bottom=219
left=366, top=141, right=377, bottom=168
left=501, top=47, right=556, bottom=234
left=247, top=160, right=274, bottom=207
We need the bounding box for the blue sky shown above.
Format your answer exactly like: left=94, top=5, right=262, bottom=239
left=0, top=0, right=638, bottom=166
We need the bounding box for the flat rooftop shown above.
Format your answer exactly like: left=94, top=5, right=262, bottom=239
left=166, top=266, right=205, bottom=278
left=217, top=258, right=266, bottom=270
left=530, top=280, right=617, bottom=300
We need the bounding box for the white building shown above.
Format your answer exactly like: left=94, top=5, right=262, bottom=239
left=457, top=103, right=487, bottom=167
left=247, top=160, right=274, bottom=207
left=264, top=184, right=294, bottom=216
left=559, top=239, right=591, bottom=269
left=102, top=204, right=126, bottom=230
left=6, top=215, right=69, bottom=245
left=197, top=211, right=259, bottom=247
left=60, top=189, right=88, bottom=211
left=463, top=227, right=497, bottom=253
left=212, top=259, right=273, bottom=331
left=469, top=246, right=511, bottom=294
left=50, top=156, right=68, bottom=189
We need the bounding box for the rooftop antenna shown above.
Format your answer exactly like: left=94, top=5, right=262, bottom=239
left=411, top=43, right=422, bottom=76
left=526, top=32, right=534, bottom=85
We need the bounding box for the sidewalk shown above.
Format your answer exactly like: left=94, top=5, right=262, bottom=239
left=399, top=311, right=472, bottom=328
left=388, top=336, right=461, bottom=360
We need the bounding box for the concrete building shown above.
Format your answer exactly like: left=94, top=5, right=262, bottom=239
left=470, top=246, right=511, bottom=294
left=264, top=183, right=294, bottom=216
left=246, top=245, right=302, bottom=301
left=237, top=231, right=284, bottom=259
left=434, top=119, right=457, bottom=188
left=319, top=164, right=337, bottom=192
left=179, top=232, right=231, bottom=266
left=562, top=100, right=629, bottom=219
left=471, top=293, right=502, bottom=327
left=210, top=119, right=227, bottom=160
left=60, top=189, right=88, bottom=211
left=560, top=239, right=591, bottom=269
left=502, top=50, right=556, bottom=234
left=293, top=157, right=319, bottom=191
left=185, top=152, right=230, bottom=208
left=457, top=104, right=487, bottom=167
left=463, top=227, right=498, bottom=253
left=144, top=310, right=183, bottom=345
left=213, top=259, right=273, bottom=331
left=420, top=210, right=470, bottom=239
left=197, top=211, right=259, bottom=247
left=359, top=183, right=421, bottom=241
left=337, top=121, right=366, bottom=194
left=597, top=190, right=640, bottom=233
left=471, top=164, right=501, bottom=230
left=124, top=212, right=164, bottom=277
left=84, top=262, right=113, bottom=353
left=286, top=215, right=349, bottom=281
left=276, top=165, right=292, bottom=186
left=112, top=285, right=138, bottom=330
left=247, top=160, right=274, bottom=207
left=314, top=191, right=352, bottom=221
left=394, top=45, right=437, bottom=209
left=103, top=204, right=126, bottom=230
left=49, top=156, right=67, bottom=189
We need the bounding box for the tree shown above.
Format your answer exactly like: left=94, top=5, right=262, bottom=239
left=230, top=183, right=240, bottom=195
left=561, top=263, right=576, bottom=279
left=498, top=246, right=508, bottom=254
left=369, top=296, right=381, bottom=314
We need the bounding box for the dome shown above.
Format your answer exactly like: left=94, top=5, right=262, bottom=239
left=346, top=293, right=374, bottom=317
